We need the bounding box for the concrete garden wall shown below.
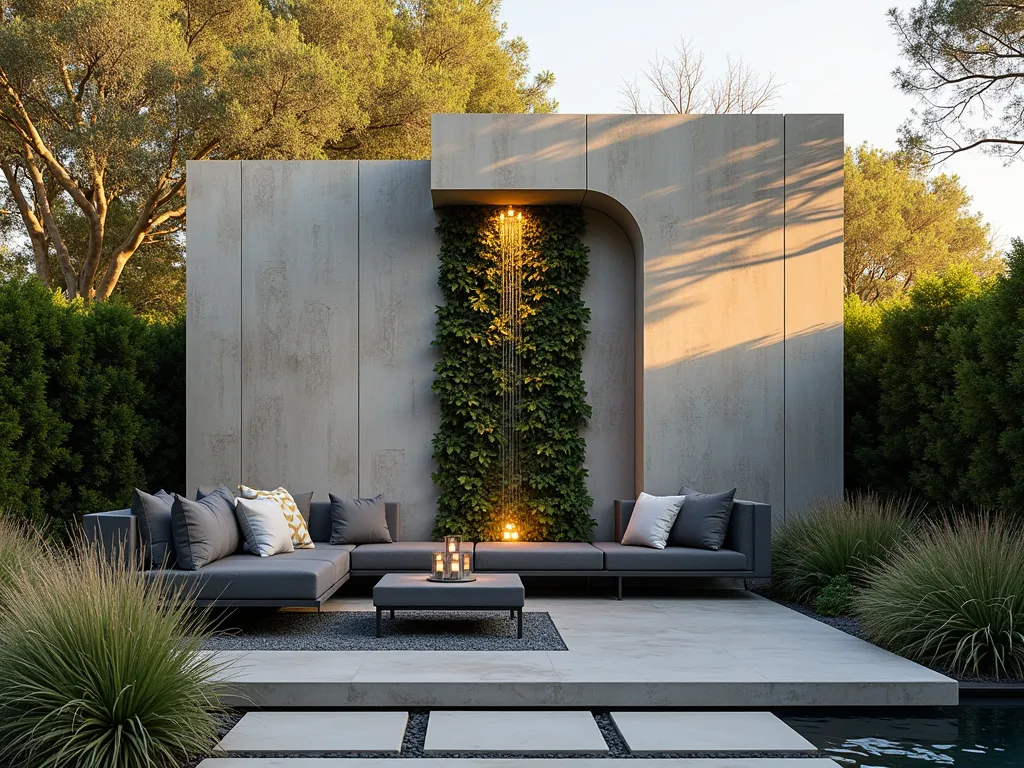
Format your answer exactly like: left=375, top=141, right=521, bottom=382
left=186, top=113, right=842, bottom=535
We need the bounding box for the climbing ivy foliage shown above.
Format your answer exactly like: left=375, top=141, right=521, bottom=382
left=432, top=206, right=595, bottom=542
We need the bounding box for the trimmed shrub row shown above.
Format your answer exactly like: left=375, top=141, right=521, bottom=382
left=845, top=239, right=1024, bottom=511
left=0, top=278, right=184, bottom=535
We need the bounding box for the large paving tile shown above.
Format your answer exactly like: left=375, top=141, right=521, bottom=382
left=424, top=710, right=608, bottom=753
left=198, top=759, right=845, bottom=767
left=216, top=711, right=408, bottom=753
left=611, top=711, right=817, bottom=754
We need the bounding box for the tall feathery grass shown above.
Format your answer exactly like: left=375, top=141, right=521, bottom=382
left=0, top=514, right=47, bottom=602
left=0, top=544, right=224, bottom=768
left=772, top=492, right=918, bottom=604
left=857, top=513, right=1024, bottom=680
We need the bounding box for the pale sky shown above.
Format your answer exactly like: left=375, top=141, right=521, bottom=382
left=500, top=0, right=1019, bottom=250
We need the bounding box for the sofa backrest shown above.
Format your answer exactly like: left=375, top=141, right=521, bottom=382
left=613, top=498, right=764, bottom=551
left=304, top=500, right=401, bottom=543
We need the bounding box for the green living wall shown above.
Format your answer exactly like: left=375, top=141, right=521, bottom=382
left=0, top=279, right=184, bottom=536
left=432, top=206, right=595, bottom=542
left=845, top=238, right=1024, bottom=512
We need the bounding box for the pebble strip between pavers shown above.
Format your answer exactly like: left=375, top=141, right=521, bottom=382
left=197, top=760, right=843, bottom=767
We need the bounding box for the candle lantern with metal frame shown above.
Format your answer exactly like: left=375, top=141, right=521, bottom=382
left=428, top=535, right=475, bottom=582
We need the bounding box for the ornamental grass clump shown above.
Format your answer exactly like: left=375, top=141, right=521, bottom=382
left=857, top=513, right=1024, bottom=680
left=772, top=491, right=918, bottom=605
left=0, top=546, right=223, bottom=768
left=0, top=515, right=47, bottom=602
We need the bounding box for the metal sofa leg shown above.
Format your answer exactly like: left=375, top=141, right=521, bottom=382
left=616, top=576, right=623, bottom=601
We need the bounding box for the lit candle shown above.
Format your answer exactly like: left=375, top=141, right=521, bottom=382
left=451, top=558, right=460, bottom=575
left=462, top=552, right=471, bottom=576
left=433, top=552, right=444, bottom=578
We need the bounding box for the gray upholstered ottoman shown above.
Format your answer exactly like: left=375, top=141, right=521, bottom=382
left=372, top=573, right=525, bottom=638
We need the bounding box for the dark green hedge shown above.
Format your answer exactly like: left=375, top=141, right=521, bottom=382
left=0, top=279, right=184, bottom=536
left=845, top=238, right=1024, bottom=512
left=431, top=206, right=595, bottom=541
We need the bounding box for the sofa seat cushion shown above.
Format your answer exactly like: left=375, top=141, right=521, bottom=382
left=474, top=542, right=603, bottom=572
left=351, top=541, right=471, bottom=572
left=593, top=542, right=747, bottom=572
left=279, top=544, right=355, bottom=582
left=145, top=550, right=345, bottom=601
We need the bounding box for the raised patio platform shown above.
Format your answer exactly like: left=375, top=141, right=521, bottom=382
left=209, top=592, right=957, bottom=708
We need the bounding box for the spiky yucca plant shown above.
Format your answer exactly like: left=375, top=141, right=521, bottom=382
left=0, top=546, right=223, bottom=768
left=772, top=491, right=918, bottom=604
left=857, top=513, right=1024, bottom=680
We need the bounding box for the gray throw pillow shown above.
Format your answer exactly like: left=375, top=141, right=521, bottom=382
left=669, top=485, right=737, bottom=550
left=329, top=493, right=392, bottom=545
left=171, top=486, right=242, bottom=570
left=291, top=491, right=313, bottom=521
left=621, top=492, right=685, bottom=549
left=131, top=488, right=176, bottom=569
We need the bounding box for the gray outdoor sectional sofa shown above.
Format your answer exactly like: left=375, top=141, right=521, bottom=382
left=84, top=497, right=770, bottom=607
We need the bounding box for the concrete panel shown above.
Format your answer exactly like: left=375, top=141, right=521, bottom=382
left=581, top=209, right=636, bottom=539
left=358, top=162, right=442, bottom=541
left=785, top=115, right=844, bottom=519
left=587, top=115, right=786, bottom=506
left=186, top=161, right=241, bottom=493
left=240, top=161, right=359, bottom=498
left=431, top=114, right=586, bottom=206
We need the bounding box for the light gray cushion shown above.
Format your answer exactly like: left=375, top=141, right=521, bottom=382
left=669, top=486, right=736, bottom=550
left=329, top=493, right=392, bottom=545
left=171, top=487, right=241, bottom=570
left=621, top=492, right=684, bottom=549
left=351, top=541, right=463, bottom=572
left=474, top=542, right=603, bottom=571
left=145, top=552, right=340, bottom=601
left=373, top=573, right=524, bottom=608
left=594, top=542, right=747, bottom=571
left=131, top=488, right=176, bottom=569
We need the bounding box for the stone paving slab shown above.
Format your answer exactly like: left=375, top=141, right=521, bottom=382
left=425, top=710, right=608, bottom=753
left=198, top=760, right=844, bottom=767
left=215, top=711, right=408, bottom=753
left=610, top=711, right=818, bottom=754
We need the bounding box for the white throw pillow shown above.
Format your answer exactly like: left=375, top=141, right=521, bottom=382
left=621, top=492, right=686, bottom=549
left=234, top=497, right=295, bottom=557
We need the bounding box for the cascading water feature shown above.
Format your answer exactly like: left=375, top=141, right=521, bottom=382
left=498, top=208, right=524, bottom=534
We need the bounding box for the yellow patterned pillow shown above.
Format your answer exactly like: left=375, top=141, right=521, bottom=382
left=238, top=485, right=315, bottom=549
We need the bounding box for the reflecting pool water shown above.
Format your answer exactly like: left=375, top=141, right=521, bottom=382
left=784, top=706, right=1024, bottom=767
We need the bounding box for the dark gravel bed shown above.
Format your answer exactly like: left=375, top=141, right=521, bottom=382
left=204, top=610, right=567, bottom=652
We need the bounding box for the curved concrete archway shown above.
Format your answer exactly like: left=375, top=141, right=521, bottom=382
left=431, top=113, right=843, bottom=520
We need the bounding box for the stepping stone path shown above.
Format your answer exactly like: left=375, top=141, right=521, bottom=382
left=204, top=709, right=840, bottom=767
left=611, top=711, right=819, bottom=754
left=216, top=711, right=409, bottom=753
left=425, top=710, right=608, bottom=754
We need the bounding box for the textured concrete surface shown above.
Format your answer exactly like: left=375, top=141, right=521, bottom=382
left=431, top=114, right=586, bottom=205
left=358, top=162, right=441, bottom=541
left=610, top=711, right=817, bottom=754
left=186, top=160, right=242, bottom=493
left=209, top=593, right=956, bottom=708
left=240, top=161, right=359, bottom=498
left=187, top=113, right=843, bottom=524
left=587, top=114, right=787, bottom=510
left=581, top=209, right=636, bottom=535
left=424, top=710, right=608, bottom=753
left=216, top=711, right=408, bottom=752
left=783, top=115, right=845, bottom=518
left=428, top=113, right=843, bottom=518
left=199, top=760, right=845, bottom=768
